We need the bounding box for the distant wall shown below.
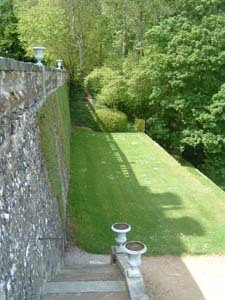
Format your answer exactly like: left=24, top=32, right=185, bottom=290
left=0, top=58, right=70, bottom=300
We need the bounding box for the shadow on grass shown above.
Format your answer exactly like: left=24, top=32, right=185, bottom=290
left=69, top=85, right=100, bottom=130
left=99, top=132, right=204, bottom=255
left=68, top=89, right=208, bottom=299
left=69, top=93, right=205, bottom=251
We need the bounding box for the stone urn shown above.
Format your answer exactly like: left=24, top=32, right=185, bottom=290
left=33, top=46, right=46, bottom=65
left=56, top=59, right=63, bottom=69
left=111, top=223, right=131, bottom=253
left=124, top=241, right=147, bottom=278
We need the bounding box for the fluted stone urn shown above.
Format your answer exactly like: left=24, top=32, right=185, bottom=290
left=33, top=46, right=46, bottom=65
left=111, top=222, right=131, bottom=253
left=124, top=241, right=147, bottom=278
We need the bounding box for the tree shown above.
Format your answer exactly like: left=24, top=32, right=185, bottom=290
left=143, top=11, right=225, bottom=153
left=85, top=0, right=225, bottom=187
left=103, top=0, right=174, bottom=62
left=0, top=0, right=26, bottom=60
left=14, top=0, right=70, bottom=67
left=14, top=0, right=108, bottom=81
left=63, top=0, right=109, bottom=77
left=200, top=84, right=225, bottom=187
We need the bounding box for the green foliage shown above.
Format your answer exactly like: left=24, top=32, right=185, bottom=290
left=15, top=0, right=68, bottom=65
left=84, top=67, right=115, bottom=97
left=37, top=83, right=70, bottom=222
left=84, top=66, right=134, bottom=117
left=141, top=10, right=225, bottom=182
left=0, top=0, right=26, bottom=59
left=176, top=0, right=225, bottom=19
left=96, top=76, right=131, bottom=113
left=134, top=118, right=145, bottom=132
left=14, top=0, right=110, bottom=79
left=103, top=0, right=174, bottom=60
left=95, top=109, right=128, bottom=132
left=125, top=55, right=161, bottom=117
left=200, top=84, right=225, bottom=187
left=14, top=0, right=174, bottom=78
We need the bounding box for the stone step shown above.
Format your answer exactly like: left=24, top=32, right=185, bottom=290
left=64, top=248, right=110, bottom=266
left=45, top=280, right=126, bottom=294
left=52, top=264, right=123, bottom=281
left=43, top=249, right=129, bottom=300
left=45, top=291, right=128, bottom=300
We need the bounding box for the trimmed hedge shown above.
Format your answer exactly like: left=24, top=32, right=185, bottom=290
left=95, top=109, right=128, bottom=132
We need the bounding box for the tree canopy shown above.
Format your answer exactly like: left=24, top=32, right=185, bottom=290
left=0, top=0, right=26, bottom=59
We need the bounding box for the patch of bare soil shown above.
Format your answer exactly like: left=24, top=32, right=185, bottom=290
left=142, top=255, right=225, bottom=300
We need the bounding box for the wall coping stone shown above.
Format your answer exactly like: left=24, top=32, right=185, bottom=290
left=0, top=57, right=67, bottom=74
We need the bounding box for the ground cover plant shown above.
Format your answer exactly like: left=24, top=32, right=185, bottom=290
left=68, top=128, right=225, bottom=255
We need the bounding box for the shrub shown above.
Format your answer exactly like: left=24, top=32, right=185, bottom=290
left=134, top=118, right=145, bottom=132
left=95, top=109, right=128, bottom=132
left=96, top=76, right=131, bottom=113
left=84, top=67, right=115, bottom=97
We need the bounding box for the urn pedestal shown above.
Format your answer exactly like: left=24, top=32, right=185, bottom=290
left=124, top=241, right=147, bottom=278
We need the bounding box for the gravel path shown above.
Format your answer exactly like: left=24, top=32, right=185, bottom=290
left=142, top=255, right=225, bottom=300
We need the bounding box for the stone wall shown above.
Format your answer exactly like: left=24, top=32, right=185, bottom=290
left=0, top=58, right=69, bottom=300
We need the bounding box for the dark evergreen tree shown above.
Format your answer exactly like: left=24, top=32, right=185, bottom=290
left=0, top=0, right=26, bottom=60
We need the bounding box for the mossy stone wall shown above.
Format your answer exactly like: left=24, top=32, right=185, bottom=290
left=0, top=58, right=70, bottom=300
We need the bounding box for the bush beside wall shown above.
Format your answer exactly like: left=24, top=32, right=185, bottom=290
left=95, top=109, right=128, bottom=132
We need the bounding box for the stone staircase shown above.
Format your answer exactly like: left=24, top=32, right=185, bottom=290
left=43, top=248, right=129, bottom=300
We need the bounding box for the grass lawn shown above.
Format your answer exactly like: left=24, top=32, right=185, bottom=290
left=68, top=128, right=225, bottom=255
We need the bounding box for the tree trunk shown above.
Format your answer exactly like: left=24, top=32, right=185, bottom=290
left=121, top=0, right=127, bottom=58
left=136, top=0, right=144, bottom=58
left=78, top=35, right=84, bottom=70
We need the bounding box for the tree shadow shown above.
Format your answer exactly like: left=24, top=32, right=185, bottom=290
left=99, top=130, right=205, bottom=255
left=70, top=97, right=205, bottom=252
